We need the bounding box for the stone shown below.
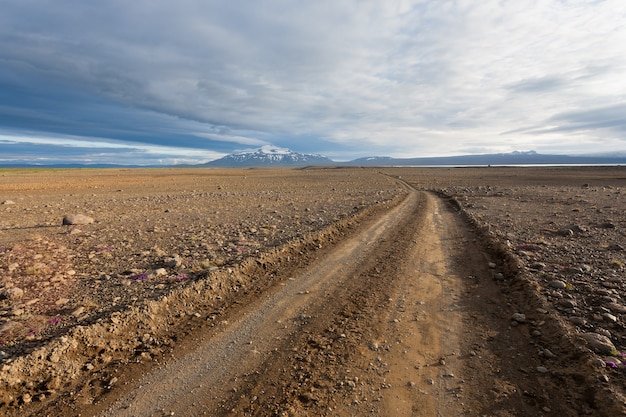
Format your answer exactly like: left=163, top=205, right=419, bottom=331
left=149, top=268, right=168, bottom=278
left=570, top=316, right=587, bottom=326
left=11, top=308, right=24, bottom=316
left=511, top=313, right=526, bottom=323
left=0, top=321, right=20, bottom=333
left=580, top=333, right=617, bottom=354
left=2, top=287, right=24, bottom=300
left=165, top=255, right=183, bottom=268
left=62, top=214, right=94, bottom=225
left=607, top=302, right=626, bottom=314
left=595, top=328, right=612, bottom=338
left=558, top=299, right=577, bottom=308
left=548, top=280, right=567, bottom=289
left=529, top=262, right=546, bottom=270
left=602, top=313, right=618, bottom=323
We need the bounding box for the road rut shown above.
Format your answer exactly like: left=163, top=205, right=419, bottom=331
left=59, top=184, right=588, bottom=416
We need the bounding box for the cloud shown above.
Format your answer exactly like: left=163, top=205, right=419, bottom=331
left=0, top=134, right=224, bottom=165
left=507, top=77, right=566, bottom=94
left=0, top=0, right=626, bottom=163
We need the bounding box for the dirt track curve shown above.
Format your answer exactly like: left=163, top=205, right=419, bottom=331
left=36, top=181, right=608, bottom=416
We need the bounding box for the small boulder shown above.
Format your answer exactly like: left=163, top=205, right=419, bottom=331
left=164, top=255, right=183, bottom=268
left=511, top=313, right=527, bottom=323
left=607, top=302, right=626, bottom=314
left=62, top=214, right=94, bottom=225
left=548, top=280, right=567, bottom=289
left=149, top=268, right=168, bottom=278
left=1, top=287, right=24, bottom=300
left=581, top=333, right=617, bottom=354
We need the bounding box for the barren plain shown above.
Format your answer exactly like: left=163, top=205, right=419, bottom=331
left=1, top=166, right=625, bottom=416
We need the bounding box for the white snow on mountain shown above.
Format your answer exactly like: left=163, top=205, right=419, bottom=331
left=206, top=146, right=332, bottom=167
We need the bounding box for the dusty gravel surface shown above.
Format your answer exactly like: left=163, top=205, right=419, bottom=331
left=1, top=166, right=626, bottom=416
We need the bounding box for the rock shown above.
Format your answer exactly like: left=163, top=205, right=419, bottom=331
left=602, top=313, right=618, bottom=323
left=529, top=262, right=546, bottom=270
left=149, top=268, right=168, bottom=278
left=568, top=225, right=586, bottom=234
left=536, top=366, right=549, bottom=373
left=1, top=200, right=15, bottom=205
left=600, top=221, right=615, bottom=229
left=11, top=308, right=24, bottom=316
left=581, top=333, right=617, bottom=354
left=548, top=280, right=567, bottom=289
left=607, top=302, right=626, bottom=314
left=570, top=316, right=587, bottom=326
left=62, top=214, right=94, bottom=225
left=558, top=299, right=577, bottom=308
left=511, top=313, right=527, bottom=323
left=592, top=357, right=607, bottom=368
left=0, top=321, right=20, bottom=333
left=165, top=255, right=183, bottom=268
left=603, top=357, right=621, bottom=368
left=2, top=287, right=24, bottom=300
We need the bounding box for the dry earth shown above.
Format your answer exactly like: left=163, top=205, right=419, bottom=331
left=0, top=166, right=625, bottom=416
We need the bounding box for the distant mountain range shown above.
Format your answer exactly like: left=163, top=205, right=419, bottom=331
left=204, top=148, right=626, bottom=167
left=203, top=145, right=333, bottom=167
left=1, top=149, right=625, bottom=168
left=344, top=150, right=626, bottom=167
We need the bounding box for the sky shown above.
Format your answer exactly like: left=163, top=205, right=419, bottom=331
left=1, top=0, right=626, bottom=165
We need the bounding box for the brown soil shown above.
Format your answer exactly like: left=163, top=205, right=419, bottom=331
left=1, top=166, right=625, bottom=416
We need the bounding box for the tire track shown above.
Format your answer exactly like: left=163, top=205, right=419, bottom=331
left=98, top=184, right=425, bottom=417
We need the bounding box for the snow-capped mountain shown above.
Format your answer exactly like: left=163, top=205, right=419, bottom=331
left=204, top=145, right=334, bottom=167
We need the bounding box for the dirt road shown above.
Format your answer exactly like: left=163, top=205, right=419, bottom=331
left=30, top=181, right=617, bottom=416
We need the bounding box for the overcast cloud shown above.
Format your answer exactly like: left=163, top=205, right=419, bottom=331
left=1, top=0, right=625, bottom=164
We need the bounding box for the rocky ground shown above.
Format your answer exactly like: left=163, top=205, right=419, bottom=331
left=0, top=168, right=400, bottom=408
left=386, top=166, right=626, bottom=390
left=0, top=168, right=398, bottom=355
left=1, top=166, right=625, bottom=415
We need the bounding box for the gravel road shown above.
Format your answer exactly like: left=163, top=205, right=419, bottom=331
left=2, top=167, right=625, bottom=416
